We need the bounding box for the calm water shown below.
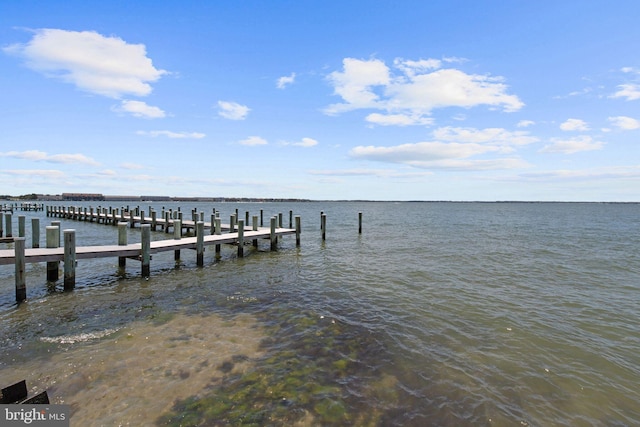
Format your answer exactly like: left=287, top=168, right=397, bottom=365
left=1, top=201, right=639, bottom=426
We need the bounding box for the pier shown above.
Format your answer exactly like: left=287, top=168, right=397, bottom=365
left=1, top=205, right=302, bottom=303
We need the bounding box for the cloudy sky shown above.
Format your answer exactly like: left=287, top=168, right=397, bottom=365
left=1, top=1, right=639, bottom=201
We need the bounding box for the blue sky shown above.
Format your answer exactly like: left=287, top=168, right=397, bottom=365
left=1, top=1, right=639, bottom=201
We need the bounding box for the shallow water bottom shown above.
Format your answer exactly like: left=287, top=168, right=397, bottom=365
left=0, top=312, right=265, bottom=426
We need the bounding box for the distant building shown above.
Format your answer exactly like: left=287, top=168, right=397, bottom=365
left=61, top=193, right=105, bottom=201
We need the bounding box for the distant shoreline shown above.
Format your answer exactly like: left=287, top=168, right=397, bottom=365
left=1, top=193, right=638, bottom=204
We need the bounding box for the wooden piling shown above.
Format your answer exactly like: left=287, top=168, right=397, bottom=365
left=46, top=226, right=59, bottom=281
left=141, top=224, right=151, bottom=277
left=63, top=229, right=76, bottom=291
left=321, top=213, right=327, bottom=240
left=237, top=219, right=244, bottom=258
left=0, top=212, right=3, bottom=237
left=18, top=215, right=25, bottom=238
left=215, top=217, right=221, bottom=257
left=270, top=216, right=277, bottom=251
left=5, top=213, right=12, bottom=238
left=174, top=219, right=181, bottom=261
left=359, top=212, right=363, bottom=234
left=118, top=222, right=127, bottom=269
left=15, top=238, right=26, bottom=302
left=295, top=216, right=301, bottom=246
left=252, top=215, right=259, bottom=247
left=31, top=218, right=40, bottom=248
left=196, top=221, right=204, bottom=266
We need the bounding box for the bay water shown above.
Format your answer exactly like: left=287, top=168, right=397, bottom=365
left=1, top=201, right=638, bottom=426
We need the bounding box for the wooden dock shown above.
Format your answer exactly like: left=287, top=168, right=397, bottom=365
left=2, top=205, right=302, bottom=303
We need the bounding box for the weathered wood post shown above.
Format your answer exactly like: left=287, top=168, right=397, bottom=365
left=89, top=207, right=94, bottom=222
left=118, top=222, right=127, bottom=269
left=18, top=215, right=25, bottom=237
left=5, top=213, right=12, bottom=238
left=31, top=218, right=40, bottom=248
left=252, top=215, right=259, bottom=247
left=237, top=219, right=244, bottom=258
left=15, top=237, right=26, bottom=303
left=321, top=213, right=327, bottom=241
left=278, top=212, right=283, bottom=228
left=215, top=217, right=221, bottom=257
left=46, top=225, right=59, bottom=281
left=63, top=229, right=76, bottom=291
left=51, top=221, right=61, bottom=246
left=289, top=210, right=293, bottom=229
left=196, top=221, right=204, bottom=266
left=210, top=213, right=215, bottom=235
left=245, top=211, right=249, bottom=226
left=129, top=210, right=135, bottom=228
left=0, top=212, right=4, bottom=237
left=151, top=210, right=157, bottom=231
left=270, top=216, right=277, bottom=251
left=359, top=212, right=363, bottom=234
left=260, top=209, right=264, bottom=227
left=295, top=216, right=301, bottom=246
left=230, top=214, right=236, bottom=233
left=164, top=211, right=171, bottom=233
left=174, top=219, right=181, bottom=261
left=141, top=224, right=151, bottom=277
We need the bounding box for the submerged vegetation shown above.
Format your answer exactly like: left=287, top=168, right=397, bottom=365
left=156, top=307, right=396, bottom=426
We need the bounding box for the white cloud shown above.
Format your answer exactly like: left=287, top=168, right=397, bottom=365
left=324, top=57, right=523, bottom=121
left=611, top=83, right=640, bottom=101
left=218, top=101, right=250, bottom=120
left=136, top=130, right=206, bottom=139
left=432, top=127, right=538, bottom=149
left=517, top=120, right=535, bottom=128
left=1, top=169, right=66, bottom=178
left=115, top=100, right=166, bottom=118
left=0, top=149, right=99, bottom=165
left=276, top=72, right=296, bottom=89
left=365, top=113, right=433, bottom=126
left=238, top=136, right=268, bottom=146
left=4, top=28, right=166, bottom=98
left=120, top=162, right=145, bottom=170
left=560, top=118, right=590, bottom=131
left=287, top=137, right=318, bottom=147
left=540, top=136, right=604, bottom=154
left=608, top=115, right=640, bottom=130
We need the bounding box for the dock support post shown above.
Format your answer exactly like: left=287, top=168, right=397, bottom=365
left=18, top=215, right=25, bottom=237
left=15, top=238, right=26, bottom=303
left=260, top=209, right=264, bottom=227
left=278, top=212, right=283, bottom=228
left=5, top=213, right=12, bottom=238
left=237, top=219, right=244, bottom=258
left=230, top=214, right=236, bottom=233
left=174, top=219, right=181, bottom=261
left=359, top=212, right=362, bottom=234
left=289, top=210, right=293, bottom=229
left=210, top=214, right=215, bottom=235
left=129, top=210, right=135, bottom=228
left=252, top=215, right=259, bottom=247
left=118, top=222, right=127, bottom=269
left=31, top=218, right=40, bottom=248
left=270, top=217, right=277, bottom=251
left=46, top=226, right=59, bottom=281
left=215, top=217, right=221, bottom=257
left=151, top=210, right=157, bottom=231
left=141, top=224, right=151, bottom=277
left=0, top=212, right=3, bottom=237
left=196, top=221, right=204, bottom=266
left=63, top=229, right=76, bottom=291
left=321, top=214, right=326, bottom=241
left=295, top=216, right=301, bottom=246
